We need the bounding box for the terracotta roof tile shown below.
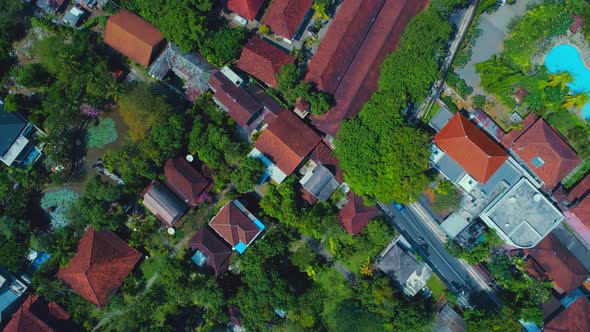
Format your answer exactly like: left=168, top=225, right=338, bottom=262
left=339, top=193, right=379, bottom=235
left=227, top=0, right=265, bottom=21
left=500, top=113, right=538, bottom=147
left=103, top=10, right=165, bottom=67
left=570, top=15, right=583, bottom=33
left=57, top=228, right=141, bottom=308
left=237, top=37, right=294, bottom=87
left=260, top=0, right=313, bottom=40
left=209, top=201, right=261, bottom=248
left=434, top=113, right=508, bottom=184
left=164, top=158, right=211, bottom=208
left=544, top=297, right=590, bottom=332
left=188, top=227, right=233, bottom=276
left=3, top=295, right=71, bottom=332
left=210, top=71, right=262, bottom=127
left=509, top=118, right=580, bottom=190
left=254, top=111, right=321, bottom=175
left=570, top=196, right=590, bottom=228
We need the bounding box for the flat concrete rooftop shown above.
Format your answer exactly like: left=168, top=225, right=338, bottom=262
left=480, top=178, right=563, bottom=248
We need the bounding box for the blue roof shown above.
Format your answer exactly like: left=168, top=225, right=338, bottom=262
left=234, top=242, right=248, bottom=254
left=253, top=219, right=265, bottom=231
left=191, top=250, right=208, bottom=266
left=0, top=109, right=26, bottom=155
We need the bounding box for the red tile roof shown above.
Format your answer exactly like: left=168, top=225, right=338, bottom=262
left=500, top=113, right=538, bottom=147
left=237, top=37, right=294, bottom=88
left=570, top=15, right=583, bottom=33
left=525, top=233, right=589, bottom=293
left=544, top=297, right=590, bottom=332
left=57, top=228, right=141, bottom=307
left=164, top=158, right=211, bottom=208
left=103, top=10, right=165, bottom=67
left=339, top=193, right=379, bottom=235
left=227, top=0, right=265, bottom=21
left=254, top=111, right=322, bottom=176
left=209, top=201, right=261, bottom=248
left=570, top=196, right=590, bottom=228
left=260, top=0, right=313, bottom=40
left=3, top=296, right=71, bottom=332
left=434, top=113, right=509, bottom=184
left=309, top=142, right=344, bottom=183
left=209, top=71, right=262, bottom=127
left=507, top=117, right=580, bottom=190
left=306, top=0, right=428, bottom=136
left=188, top=227, right=233, bottom=276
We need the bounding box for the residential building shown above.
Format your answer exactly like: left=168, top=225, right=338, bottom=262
left=188, top=227, right=233, bottom=276
left=237, top=37, right=294, bottom=88
left=63, top=6, right=85, bottom=27
left=433, top=304, right=466, bottom=332
left=36, top=0, right=65, bottom=13
left=260, top=0, right=313, bottom=43
left=209, top=200, right=265, bottom=254
left=148, top=43, right=214, bottom=101
left=164, top=157, right=211, bottom=208
left=103, top=10, right=166, bottom=67
left=3, top=295, right=73, bottom=332
left=227, top=0, right=265, bottom=21
left=525, top=233, right=589, bottom=294
left=376, top=244, right=432, bottom=296
left=251, top=111, right=321, bottom=184
left=74, top=0, right=108, bottom=9
left=141, top=181, right=187, bottom=227
left=570, top=15, right=584, bottom=34
left=501, top=114, right=580, bottom=191
left=338, top=193, right=379, bottom=235
left=0, top=268, right=27, bottom=324
left=554, top=172, right=590, bottom=235
left=544, top=296, right=590, bottom=332
left=0, top=106, right=44, bottom=168
left=56, top=228, right=141, bottom=308
left=305, top=0, right=428, bottom=138
left=299, top=162, right=339, bottom=202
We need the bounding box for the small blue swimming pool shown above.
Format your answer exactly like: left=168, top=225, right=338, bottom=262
left=544, top=44, right=590, bottom=118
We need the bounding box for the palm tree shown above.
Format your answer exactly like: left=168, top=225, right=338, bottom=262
left=563, top=91, right=590, bottom=109
left=548, top=71, right=574, bottom=90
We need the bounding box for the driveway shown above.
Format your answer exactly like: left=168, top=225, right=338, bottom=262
left=456, top=0, right=537, bottom=94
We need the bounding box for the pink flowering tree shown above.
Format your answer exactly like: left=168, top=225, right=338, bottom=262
left=80, top=104, right=101, bottom=118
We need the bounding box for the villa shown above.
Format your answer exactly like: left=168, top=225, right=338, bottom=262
left=209, top=200, right=265, bottom=254
left=188, top=226, right=233, bottom=276
left=141, top=181, right=187, bottom=227
left=0, top=106, right=44, bottom=169
left=376, top=243, right=432, bottom=296
left=164, top=157, right=211, bottom=208
left=339, top=193, right=379, bottom=235
left=3, top=295, right=73, bottom=331
left=260, top=0, right=313, bottom=43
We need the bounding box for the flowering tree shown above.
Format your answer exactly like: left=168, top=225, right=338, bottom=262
left=80, top=104, right=101, bottom=118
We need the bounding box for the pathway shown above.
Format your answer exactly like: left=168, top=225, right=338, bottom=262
left=302, top=236, right=358, bottom=285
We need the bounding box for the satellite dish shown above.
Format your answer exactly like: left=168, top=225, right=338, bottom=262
left=186, top=154, right=194, bottom=162
left=167, top=228, right=175, bottom=235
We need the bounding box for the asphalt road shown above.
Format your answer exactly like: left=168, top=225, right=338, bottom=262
left=377, top=201, right=500, bottom=310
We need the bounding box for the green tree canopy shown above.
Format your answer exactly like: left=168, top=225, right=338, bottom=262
left=230, top=157, right=265, bottom=193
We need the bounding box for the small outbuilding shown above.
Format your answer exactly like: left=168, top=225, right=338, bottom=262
left=141, top=181, right=187, bottom=227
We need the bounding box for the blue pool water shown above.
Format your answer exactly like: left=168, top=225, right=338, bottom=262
left=544, top=44, right=590, bottom=118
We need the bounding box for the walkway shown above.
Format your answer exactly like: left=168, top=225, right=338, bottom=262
left=302, top=236, right=358, bottom=285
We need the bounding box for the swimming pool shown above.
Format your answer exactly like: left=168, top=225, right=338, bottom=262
left=544, top=44, right=590, bottom=118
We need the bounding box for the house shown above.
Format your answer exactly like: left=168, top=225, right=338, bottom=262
left=524, top=233, right=589, bottom=294
left=376, top=243, right=432, bottom=296
left=63, top=6, right=85, bottom=27
left=299, top=163, right=339, bottom=202
left=148, top=43, right=214, bottom=101
left=3, top=295, right=73, bottom=332
left=260, top=0, right=313, bottom=43
left=141, top=181, right=187, bottom=227
left=433, top=113, right=509, bottom=184
left=0, top=106, right=44, bottom=168
left=305, top=0, right=428, bottom=138
left=544, top=296, right=590, bottom=332
left=208, top=67, right=283, bottom=134
left=339, top=193, right=379, bottom=235
left=164, top=157, right=211, bottom=208
left=56, top=228, right=141, bottom=308
left=564, top=174, right=590, bottom=228
left=251, top=110, right=321, bottom=183
left=103, top=10, right=166, bottom=67
left=36, top=0, right=65, bottom=13
left=227, top=0, right=265, bottom=21
left=570, top=15, right=583, bottom=34
left=433, top=305, right=466, bottom=332
left=502, top=114, right=580, bottom=191
left=74, top=0, right=108, bottom=9
left=188, top=227, right=233, bottom=276
left=237, top=37, right=295, bottom=88
left=209, top=200, right=265, bottom=254
left=0, top=268, right=27, bottom=324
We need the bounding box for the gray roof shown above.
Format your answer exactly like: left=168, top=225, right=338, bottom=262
left=63, top=7, right=84, bottom=27
left=376, top=244, right=431, bottom=295
left=551, top=224, right=590, bottom=271
left=477, top=159, right=521, bottom=195
left=301, top=164, right=339, bottom=202
left=440, top=213, right=470, bottom=239
left=435, top=153, right=466, bottom=183
left=433, top=305, right=466, bottom=332
left=0, top=108, right=26, bottom=156
left=142, top=182, right=187, bottom=226
left=429, top=104, right=454, bottom=132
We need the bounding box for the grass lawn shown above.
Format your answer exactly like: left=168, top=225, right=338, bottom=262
left=140, top=255, right=160, bottom=280
left=423, top=101, right=442, bottom=124
left=316, top=269, right=354, bottom=325
left=426, top=273, right=447, bottom=301
left=563, top=159, right=590, bottom=189
left=340, top=251, right=368, bottom=276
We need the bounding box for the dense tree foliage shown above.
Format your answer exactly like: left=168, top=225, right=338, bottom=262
left=432, top=180, right=463, bottom=213
left=67, top=176, right=125, bottom=231
left=201, top=26, right=245, bottom=67
left=0, top=216, right=30, bottom=271
left=230, top=157, right=265, bottom=193
left=0, top=0, right=25, bottom=76
left=276, top=63, right=332, bottom=115
left=464, top=307, right=522, bottom=332
left=119, top=83, right=171, bottom=141
left=446, top=229, right=503, bottom=265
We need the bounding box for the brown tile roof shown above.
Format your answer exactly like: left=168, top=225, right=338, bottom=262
left=209, top=201, right=261, bottom=248
left=237, top=37, right=294, bottom=88
left=306, top=0, right=428, bottom=136
left=544, top=297, right=590, bottom=332
left=254, top=110, right=322, bottom=175
left=508, top=117, right=580, bottom=190
left=309, top=142, right=344, bottom=183
left=164, top=158, right=211, bottom=208
left=141, top=181, right=187, bottom=227
left=434, top=113, right=509, bottom=184
left=56, top=228, right=141, bottom=308
left=227, top=0, right=265, bottom=21
left=570, top=196, right=590, bottom=228
left=339, top=193, right=379, bottom=235
left=570, top=15, right=583, bottom=33
left=500, top=113, right=538, bottom=148
left=209, top=71, right=262, bottom=127
left=260, top=0, right=313, bottom=40
left=103, top=10, right=165, bottom=67
left=525, top=233, right=589, bottom=293
left=188, top=227, right=233, bottom=276
left=3, top=295, right=71, bottom=332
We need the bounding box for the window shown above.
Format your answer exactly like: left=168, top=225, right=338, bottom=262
left=531, top=156, right=544, bottom=168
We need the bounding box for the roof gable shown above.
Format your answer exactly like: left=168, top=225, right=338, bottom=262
left=209, top=201, right=261, bottom=248
left=545, top=297, right=590, bottom=332
left=164, top=158, right=210, bottom=207
left=339, top=193, right=379, bottom=235
left=56, top=228, right=141, bottom=307
left=261, top=0, right=313, bottom=40
left=188, top=227, right=233, bottom=276
left=141, top=182, right=187, bottom=226
left=227, top=0, right=265, bottom=20
left=3, top=295, right=70, bottom=332
left=434, top=113, right=508, bottom=183
left=237, top=37, right=295, bottom=87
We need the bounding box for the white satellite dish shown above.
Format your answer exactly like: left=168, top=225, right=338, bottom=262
left=167, top=228, right=176, bottom=235
left=186, top=154, right=194, bottom=162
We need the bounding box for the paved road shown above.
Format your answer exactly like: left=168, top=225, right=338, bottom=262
left=377, top=201, right=500, bottom=310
